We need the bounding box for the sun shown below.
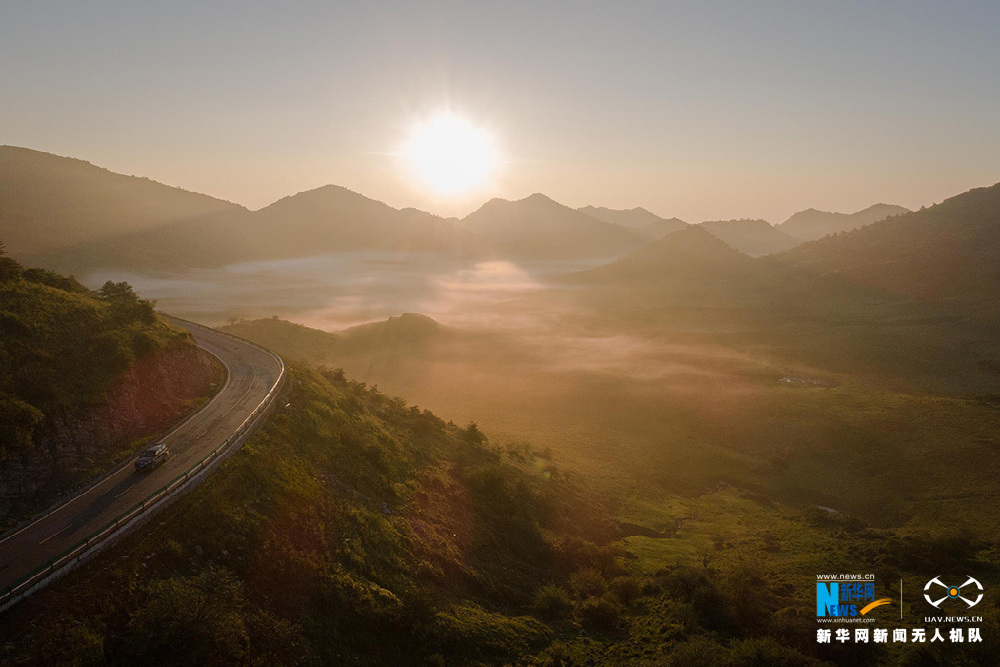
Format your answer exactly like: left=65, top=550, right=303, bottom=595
left=401, top=114, right=499, bottom=196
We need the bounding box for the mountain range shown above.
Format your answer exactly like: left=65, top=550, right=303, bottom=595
left=577, top=205, right=689, bottom=239
left=779, top=183, right=1000, bottom=305
left=461, top=193, right=647, bottom=259
left=778, top=203, right=910, bottom=241
left=0, top=146, right=243, bottom=262
left=573, top=182, right=1000, bottom=309
left=1, top=146, right=970, bottom=288
left=696, top=218, right=800, bottom=256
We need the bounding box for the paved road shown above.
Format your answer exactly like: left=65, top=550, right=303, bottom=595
left=0, top=319, right=282, bottom=593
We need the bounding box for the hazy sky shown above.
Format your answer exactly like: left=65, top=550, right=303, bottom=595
left=3, top=1, right=999, bottom=222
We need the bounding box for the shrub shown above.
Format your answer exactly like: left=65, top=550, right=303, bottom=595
left=727, top=637, right=823, bottom=666
left=533, top=584, right=572, bottom=621
left=569, top=567, right=608, bottom=599
left=609, top=575, right=643, bottom=606
left=663, top=635, right=728, bottom=667
left=120, top=569, right=251, bottom=664
left=577, top=594, right=622, bottom=633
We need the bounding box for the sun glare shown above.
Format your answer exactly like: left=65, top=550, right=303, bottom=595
left=402, top=114, right=499, bottom=196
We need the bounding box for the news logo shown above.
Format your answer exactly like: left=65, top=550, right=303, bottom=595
left=817, top=579, right=892, bottom=617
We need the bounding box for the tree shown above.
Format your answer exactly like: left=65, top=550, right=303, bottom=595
left=98, top=280, right=157, bottom=324
left=99, top=280, right=140, bottom=304
left=0, top=239, right=22, bottom=281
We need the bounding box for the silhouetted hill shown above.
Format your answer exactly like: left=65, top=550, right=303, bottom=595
left=249, top=185, right=486, bottom=257
left=341, top=312, right=440, bottom=351
left=640, top=217, right=690, bottom=239
left=220, top=313, right=442, bottom=366
left=39, top=208, right=255, bottom=272
left=220, top=316, right=341, bottom=363
left=0, top=146, right=244, bottom=262
left=578, top=205, right=689, bottom=240
left=463, top=194, right=646, bottom=259
left=697, top=218, right=800, bottom=256
left=779, top=203, right=910, bottom=241
left=780, top=182, right=1000, bottom=305
left=569, top=225, right=755, bottom=285
left=39, top=185, right=488, bottom=272
left=566, top=215, right=1000, bottom=394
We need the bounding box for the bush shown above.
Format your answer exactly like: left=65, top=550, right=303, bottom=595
left=664, top=635, right=728, bottom=667
left=609, top=575, right=643, bottom=606
left=569, top=567, right=608, bottom=599
left=883, top=526, right=981, bottom=571
left=533, top=584, right=572, bottom=621
left=120, top=569, right=251, bottom=664
left=660, top=567, right=732, bottom=633
left=577, top=595, right=621, bottom=633
left=22, top=268, right=88, bottom=292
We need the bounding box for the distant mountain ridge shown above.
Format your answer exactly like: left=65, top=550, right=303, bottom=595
left=779, top=182, right=1000, bottom=304
left=4, top=145, right=992, bottom=298
left=5, top=147, right=659, bottom=271
left=5, top=150, right=488, bottom=272
left=0, top=145, right=244, bottom=262
left=578, top=205, right=688, bottom=240
left=696, top=218, right=800, bottom=256
left=461, top=193, right=646, bottom=259
left=248, top=184, right=484, bottom=257
left=779, top=203, right=910, bottom=241
left=569, top=224, right=755, bottom=285
left=577, top=205, right=664, bottom=228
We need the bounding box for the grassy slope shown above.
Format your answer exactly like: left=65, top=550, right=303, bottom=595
left=5, top=366, right=998, bottom=665
left=0, top=367, right=617, bottom=665
left=0, top=261, right=185, bottom=457
left=218, top=316, right=1000, bottom=534
left=211, top=316, right=1000, bottom=665
left=0, top=256, right=223, bottom=525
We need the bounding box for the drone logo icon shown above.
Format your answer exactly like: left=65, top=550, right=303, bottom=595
left=923, top=576, right=984, bottom=609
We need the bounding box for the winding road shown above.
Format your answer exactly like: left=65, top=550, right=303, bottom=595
left=0, top=319, right=283, bottom=597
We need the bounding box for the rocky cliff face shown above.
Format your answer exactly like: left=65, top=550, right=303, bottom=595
left=0, top=342, right=222, bottom=529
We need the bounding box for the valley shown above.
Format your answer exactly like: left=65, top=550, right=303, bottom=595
left=2, top=148, right=999, bottom=665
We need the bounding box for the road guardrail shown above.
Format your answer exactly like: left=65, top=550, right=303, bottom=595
left=0, top=319, right=285, bottom=611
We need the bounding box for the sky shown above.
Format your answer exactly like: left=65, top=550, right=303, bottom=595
left=2, top=1, right=1000, bottom=222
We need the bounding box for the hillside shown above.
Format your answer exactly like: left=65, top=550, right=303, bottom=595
left=5, top=363, right=958, bottom=666
left=220, top=317, right=341, bottom=364
left=0, top=250, right=222, bottom=527
left=697, top=218, right=800, bottom=256
left=572, top=225, right=755, bottom=286
left=341, top=312, right=440, bottom=351
left=462, top=194, right=646, bottom=259
left=780, top=181, right=1000, bottom=306
left=779, top=203, right=910, bottom=241
left=0, top=365, right=627, bottom=665
left=563, top=223, right=1000, bottom=394
left=1, top=149, right=487, bottom=273
left=248, top=185, right=487, bottom=258
left=577, top=205, right=664, bottom=228
left=578, top=205, right=688, bottom=240
left=7, top=346, right=1000, bottom=664
left=0, top=147, right=244, bottom=263
left=640, top=216, right=690, bottom=239
left=221, top=313, right=440, bottom=368
left=43, top=185, right=488, bottom=273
